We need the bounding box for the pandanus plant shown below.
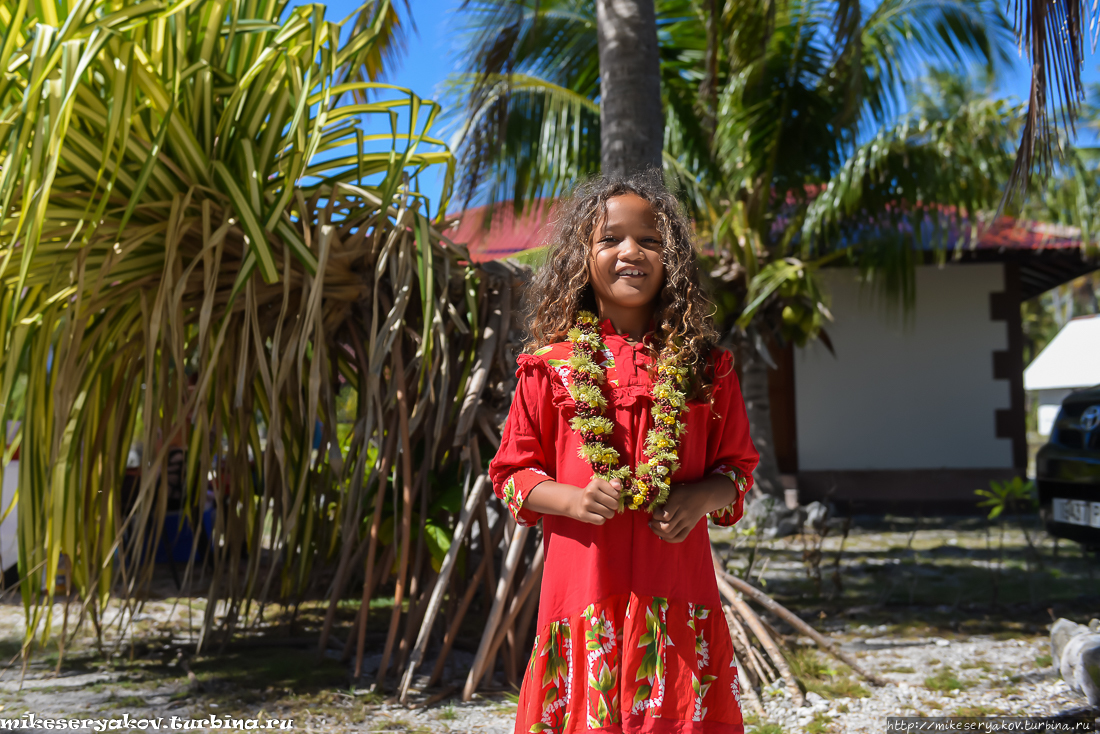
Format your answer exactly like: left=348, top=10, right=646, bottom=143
left=0, top=0, right=514, bottom=675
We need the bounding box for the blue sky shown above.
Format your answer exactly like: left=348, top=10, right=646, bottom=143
left=314, top=0, right=1100, bottom=215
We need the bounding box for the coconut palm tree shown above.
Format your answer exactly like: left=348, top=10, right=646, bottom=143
left=596, top=0, right=663, bottom=175
left=0, top=0, right=516, bottom=671
left=448, top=0, right=1018, bottom=500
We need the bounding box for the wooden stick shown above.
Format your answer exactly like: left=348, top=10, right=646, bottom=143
left=714, top=549, right=808, bottom=705
left=462, top=524, right=529, bottom=700
left=425, top=547, right=488, bottom=688
left=723, top=605, right=767, bottom=720
left=717, top=567, right=888, bottom=686
left=478, top=542, right=544, bottom=690
left=318, top=532, right=370, bottom=655
left=723, top=604, right=766, bottom=686
left=397, top=567, right=436, bottom=673
left=739, top=676, right=767, bottom=721
left=347, top=538, right=398, bottom=669
left=376, top=341, right=415, bottom=692
left=723, top=602, right=752, bottom=655
left=502, top=626, right=517, bottom=689
left=712, top=554, right=802, bottom=706
left=425, top=496, right=507, bottom=688
left=500, top=547, right=533, bottom=689
left=411, top=683, right=459, bottom=709
left=398, top=474, right=490, bottom=702
left=453, top=300, right=502, bottom=440
left=475, top=503, right=498, bottom=601
left=729, top=601, right=777, bottom=684
left=353, top=431, right=397, bottom=676
left=426, top=506, right=508, bottom=691
left=730, top=592, right=802, bottom=706
left=748, top=637, right=778, bottom=682
left=721, top=607, right=765, bottom=721
left=398, top=471, right=433, bottom=670
left=513, top=579, right=540, bottom=674
left=757, top=614, right=788, bottom=651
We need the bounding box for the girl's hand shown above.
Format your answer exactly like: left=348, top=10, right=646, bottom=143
left=524, top=478, right=621, bottom=523
left=649, top=487, right=708, bottom=543
left=570, top=478, right=622, bottom=525
left=649, top=475, right=739, bottom=542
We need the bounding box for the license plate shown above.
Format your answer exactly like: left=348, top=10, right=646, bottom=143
left=1052, top=497, right=1100, bottom=528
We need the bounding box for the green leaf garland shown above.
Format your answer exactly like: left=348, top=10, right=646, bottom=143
left=566, top=311, right=688, bottom=512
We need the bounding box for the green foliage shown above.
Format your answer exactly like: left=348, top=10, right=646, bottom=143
left=924, top=667, right=971, bottom=691
left=954, top=705, right=1005, bottom=718
left=785, top=647, right=870, bottom=699
left=0, top=0, right=486, bottom=655
left=444, top=0, right=1073, bottom=365
left=806, top=712, right=835, bottom=734
left=975, top=478, right=1038, bottom=520
left=423, top=520, right=452, bottom=571
left=748, top=722, right=786, bottom=734
left=807, top=676, right=871, bottom=700
left=785, top=647, right=838, bottom=681
left=737, top=254, right=844, bottom=347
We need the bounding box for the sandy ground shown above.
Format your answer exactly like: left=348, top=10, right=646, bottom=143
left=0, top=517, right=1096, bottom=733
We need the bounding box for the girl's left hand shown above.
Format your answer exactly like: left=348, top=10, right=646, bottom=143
left=648, top=487, right=708, bottom=543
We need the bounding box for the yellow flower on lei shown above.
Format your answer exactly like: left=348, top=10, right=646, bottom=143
left=566, top=311, right=689, bottom=513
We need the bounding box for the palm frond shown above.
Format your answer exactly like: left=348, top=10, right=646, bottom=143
left=447, top=72, right=601, bottom=210
left=449, top=0, right=599, bottom=208
left=0, top=0, right=508, bottom=665
left=802, top=95, right=1023, bottom=252
left=1005, top=0, right=1093, bottom=205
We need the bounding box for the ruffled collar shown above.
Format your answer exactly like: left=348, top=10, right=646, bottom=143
left=597, top=316, right=657, bottom=346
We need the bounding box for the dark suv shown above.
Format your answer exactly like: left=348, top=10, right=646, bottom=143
left=1036, top=385, right=1100, bottom=548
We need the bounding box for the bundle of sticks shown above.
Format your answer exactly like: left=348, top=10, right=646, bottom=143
left=710, top=547, right=888, bottom=717
left=395, top=472, right=544, bottom=703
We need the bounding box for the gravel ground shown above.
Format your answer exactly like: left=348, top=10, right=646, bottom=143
left=0, top=631, right=1092, bottom=733
left=0, top=517, right=1096, bottom=733
left=762, top=634, right=1092, bottom=734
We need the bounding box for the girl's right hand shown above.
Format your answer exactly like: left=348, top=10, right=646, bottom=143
left=570, top=478, right=621, bottom=524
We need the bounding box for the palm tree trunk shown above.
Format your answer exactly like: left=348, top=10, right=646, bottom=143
left=596, top=0, right=663, bottom=177
left=738, top=340, right=784, bottom=499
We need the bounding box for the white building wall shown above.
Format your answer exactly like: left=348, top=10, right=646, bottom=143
left=795, top=264, right=1013, bottom=471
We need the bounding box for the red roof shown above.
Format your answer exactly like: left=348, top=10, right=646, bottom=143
left=444, top=199, right=1088, bottom=262
left=444, top=199, right=556, bottom=263
left=974, top=217, right=1084, bottom=251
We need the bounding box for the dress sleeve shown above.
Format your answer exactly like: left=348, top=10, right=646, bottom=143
left=704, top=350, right=760, bottom=527
left=488, top=355, right=558, bottom=527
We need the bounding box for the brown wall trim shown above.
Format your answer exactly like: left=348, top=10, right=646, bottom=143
left=798, top=468, right=1020, bottom=507
left=768, top=341, right=798, bottom=474
left=989, top=263, right=1028, bottom=470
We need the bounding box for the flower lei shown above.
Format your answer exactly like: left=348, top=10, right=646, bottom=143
left=566, top=311, right=689, bottom=512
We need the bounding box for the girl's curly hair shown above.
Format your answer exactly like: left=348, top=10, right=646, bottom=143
left=523, top=170, right=721, bottom=399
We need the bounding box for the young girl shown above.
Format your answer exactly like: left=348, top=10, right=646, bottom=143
left=489, top=172, right=759, bottom=734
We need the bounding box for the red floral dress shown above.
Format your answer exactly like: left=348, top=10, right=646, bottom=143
left=489, top=319, right=759, bottom=734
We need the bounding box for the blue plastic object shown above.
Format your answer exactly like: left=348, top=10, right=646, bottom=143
left=155, top=507, right=216, bottom=564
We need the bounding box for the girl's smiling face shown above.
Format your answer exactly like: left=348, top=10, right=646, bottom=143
left=588, top=194, right=665, bottom=317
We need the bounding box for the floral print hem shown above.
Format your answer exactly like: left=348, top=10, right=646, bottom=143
left=517, top=593, right=746, bottom=734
